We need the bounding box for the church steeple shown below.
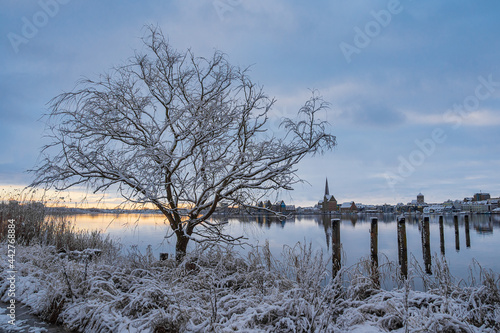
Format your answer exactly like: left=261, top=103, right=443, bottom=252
left=322, top=177, right=337, bottom=212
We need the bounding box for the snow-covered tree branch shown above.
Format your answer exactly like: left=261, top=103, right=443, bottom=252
left=31, top=26, right=336, bottom=260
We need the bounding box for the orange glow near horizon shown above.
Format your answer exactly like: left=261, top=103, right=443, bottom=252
left=0, top=184, right=140, bottom=209
left=0, top=184, right=197, bottom=210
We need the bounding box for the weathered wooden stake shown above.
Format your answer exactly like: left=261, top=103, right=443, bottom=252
left=370, top=217, right=379, bottom=286
left=370, top=217, right=378, bottom=268
left=332, top=218, right=341, bottom=276
left=454, top=215, right=460, bottom=251
left=464, top=215, right=471, bottom=248
left=439, top=215, right=445, bottom=256
left=422, top=217, right=432, bottom=275
left=397, top=218, right=408, bottom=278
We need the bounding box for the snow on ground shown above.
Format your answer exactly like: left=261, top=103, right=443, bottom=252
left=1, top=242, right=499, bottom=332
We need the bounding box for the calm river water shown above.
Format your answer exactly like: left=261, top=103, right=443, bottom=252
left=70, top=213, right=500, bottom=285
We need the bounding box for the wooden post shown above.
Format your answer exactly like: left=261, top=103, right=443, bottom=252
left=464, top=215, right=471, bottom=248
left=454, top=215, right=460, bottom=251
left=370, top=217, right=379, bottom=286
left=422, top=217, right=432, bottom=274
left=439, top=215, right=445, bottom=256
left=397, top=217, right=408, bottom=278
left=370, top=218, right=378, bottom=268
left=331, top=218, right=341, bottom=276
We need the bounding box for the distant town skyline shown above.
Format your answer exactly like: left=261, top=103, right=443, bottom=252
left=1, top=1, right=500, bottom=207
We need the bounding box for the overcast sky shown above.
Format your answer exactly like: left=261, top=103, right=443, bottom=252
left=1, top=0, right=500, bottom=207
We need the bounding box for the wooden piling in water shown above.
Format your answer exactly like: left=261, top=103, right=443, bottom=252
left=332, top=218, right=341, bottom=276
left=370, top=218, right=378, bottom=268
left=422, top=217, right=432, bottom=274
left=397, top=217, right=408, bottom=278
left=370, top=217, right=379, bottom=286
left=454, top=215, right=460, bottom=251
left=439, top=215, right=445, bottom=256
left=464, top=215, right=471, bottom=248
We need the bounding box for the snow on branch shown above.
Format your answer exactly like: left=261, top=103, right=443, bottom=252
left=30, top=25, right=336, bottom=258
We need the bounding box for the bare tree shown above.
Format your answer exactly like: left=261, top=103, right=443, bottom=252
left=31, top=27, right=336, bottom=261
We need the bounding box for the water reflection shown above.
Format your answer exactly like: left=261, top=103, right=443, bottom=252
left=474, top=215, right=493, bottom=234
left=70, top=212, right=500, bottom=282
left=244, top=213, right=500, bottom=281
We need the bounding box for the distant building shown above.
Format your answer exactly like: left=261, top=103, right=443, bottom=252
left=256, top=200, right=290, bottom=213
left=363, top=205, right=378, bottom=214
left=489, top=198, right=499, bottom=210
left=423, top=205, right=445, bottom=214
left=381, top=204, right=394, bottom=213
left=473, top=192, right=490, bottom=202
left=321, top=178, right=338, bottom=213
left=272, top=200, right=287, bottom=213
left=265, top=200, right=272, bottom=210
left=417, top=193, right=425, bottom=204
left=340, top=201, right=357, bottom=213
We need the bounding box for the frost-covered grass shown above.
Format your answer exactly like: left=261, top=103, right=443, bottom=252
left=1, top=240, right=499, bottom=333
left=1, top=200, right=117, bottom=253
left=1, top=200, right=46, bottom=246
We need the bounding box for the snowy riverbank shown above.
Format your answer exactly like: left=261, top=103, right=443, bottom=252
left=1, top=242, right=499, bottom=332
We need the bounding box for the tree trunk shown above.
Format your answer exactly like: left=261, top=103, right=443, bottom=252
left=175, top=232, right=190, bottom=262
left=174, top=222, right=196, bottom=262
